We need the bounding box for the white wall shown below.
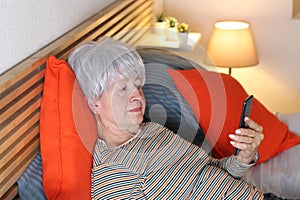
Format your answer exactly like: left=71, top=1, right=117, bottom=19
left=163, top=0, right=300, bottom=114
left=2, top=0, right=299, bottom=114
left=0, top=0, right=116, bottom=75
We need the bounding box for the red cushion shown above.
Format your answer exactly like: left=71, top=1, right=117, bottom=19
left=40, top=56, right=97, bottom=199
left=167, top=68, right=300, bottom=163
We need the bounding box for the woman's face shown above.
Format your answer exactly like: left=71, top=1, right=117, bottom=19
left=95, top=75, right=146, bottom=134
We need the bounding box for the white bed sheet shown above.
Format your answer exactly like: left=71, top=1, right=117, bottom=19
left=246, top=144, right=300, bottom=199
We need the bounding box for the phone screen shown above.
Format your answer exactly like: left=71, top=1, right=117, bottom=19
left=234, top=95, right=254, bottom=155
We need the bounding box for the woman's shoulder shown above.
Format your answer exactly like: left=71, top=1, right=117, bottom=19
left=141, top=122, right=174, bottom=136
left=140, top=122, right=195, bottom=149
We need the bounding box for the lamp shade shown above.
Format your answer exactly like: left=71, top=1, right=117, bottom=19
left=205, top=21, right=258, bottom=68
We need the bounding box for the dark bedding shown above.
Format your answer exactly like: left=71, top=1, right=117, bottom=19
left=138, top=48, right=206, bottom=147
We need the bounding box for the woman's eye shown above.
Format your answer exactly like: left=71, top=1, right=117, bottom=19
left=119, top=86, right=127, bottom=91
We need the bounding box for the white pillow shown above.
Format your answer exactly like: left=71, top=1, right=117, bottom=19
left=276, top=112, right=300, bottom=136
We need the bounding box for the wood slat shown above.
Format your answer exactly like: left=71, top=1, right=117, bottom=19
left=0, top=93, right=42, bottom=142
left=0, top=126, right=40, bottom=179
left=56, top=1, right=147, bottom=58
left=0, top=79, right=43, bottom=125
left=117, top=12, right=153, bottom=45
left=112, top=1, right=153, bottom=45
left=0, top=57, right=45, bottom=94
left=0, top=113, right=40, bottom=166
left=0, top=138, right=39, bottom=197
left=96, top=0, right=148, bottom=35
left=105, top=0, right=153, bottom=40
left=0, top=184, right=18, bottom=200
left=126, top=28, right=150, bottom=47
left=0, top=66, right=44, bottom=111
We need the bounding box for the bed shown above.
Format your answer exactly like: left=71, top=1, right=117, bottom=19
left=0, top=0, right=300, bottom=199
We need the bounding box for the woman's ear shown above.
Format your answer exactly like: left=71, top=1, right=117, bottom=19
left=87, top=98, right=101, bottom=115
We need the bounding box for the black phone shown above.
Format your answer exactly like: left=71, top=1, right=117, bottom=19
left=234, top=95, right=254, bottom=155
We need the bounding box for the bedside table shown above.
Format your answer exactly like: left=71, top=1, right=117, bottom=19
left=137, top=31, right=201, bottom=52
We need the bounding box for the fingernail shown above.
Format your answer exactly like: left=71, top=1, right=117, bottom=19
left=235, top=129, right=241, bottom=134
left=229, top=134, right=235, bottom=139
left=245, top=116, right=249, bottom=120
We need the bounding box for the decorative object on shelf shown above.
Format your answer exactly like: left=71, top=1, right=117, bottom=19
left=156, top=11, right=165, bottom=23
left=165, top=16, right=179, bottom=41
left=165, top=16, right=178, bottom=28
left=205, top=20, right=258, bottom=75
left=177, top=22, right=189, bottom=33
left=137, top=31, right=201, bottom=52
left=177, top=22, right=189, bottom=47
left=153, top=12, right=166, bottom=36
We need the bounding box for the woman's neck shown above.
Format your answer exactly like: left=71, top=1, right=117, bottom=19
left=96, top=120, right=139, bottom=148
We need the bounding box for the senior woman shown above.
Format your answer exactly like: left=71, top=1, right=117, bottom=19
left=68, top=37, right=264, bottom=199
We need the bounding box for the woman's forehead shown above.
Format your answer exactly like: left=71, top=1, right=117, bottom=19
left=114, top=70, right=140, bottom=80
left=114, top=75, right=141, bottom=84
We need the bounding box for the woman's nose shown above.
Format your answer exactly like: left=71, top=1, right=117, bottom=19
left=130, top=88, right=143, bottom=102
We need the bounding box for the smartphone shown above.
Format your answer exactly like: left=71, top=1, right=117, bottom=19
left=234, top=95, right=254, bottom=155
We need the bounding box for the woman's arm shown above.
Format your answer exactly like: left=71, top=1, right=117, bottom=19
left=210, top=155, right=257, bottom=178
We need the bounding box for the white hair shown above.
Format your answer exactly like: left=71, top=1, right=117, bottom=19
left=68, top=37, right=145, bottom=100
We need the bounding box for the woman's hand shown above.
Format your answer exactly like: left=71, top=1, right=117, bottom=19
left=229, top=117, right=264, bottom=164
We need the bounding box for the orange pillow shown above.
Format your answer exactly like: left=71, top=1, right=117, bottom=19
left=167, top=68, right=300, bottom=163
left=40, top=56, right=97, bottom=199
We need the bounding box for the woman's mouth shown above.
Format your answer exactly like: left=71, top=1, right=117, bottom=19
left=129, top=107, right=142, bottom=112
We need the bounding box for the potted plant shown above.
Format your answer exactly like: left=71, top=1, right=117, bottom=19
left=177, top=22, right=189, bottom=46
left=156, top=12, right=165, bottom=23
left=153, top=12, right=166, bottom=35
left=165, top=16, right=178, bottom=41
left=177, top=22, right=189, bottom=33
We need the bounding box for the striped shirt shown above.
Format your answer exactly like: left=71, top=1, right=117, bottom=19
left=91, top=122, right=263, bottom=199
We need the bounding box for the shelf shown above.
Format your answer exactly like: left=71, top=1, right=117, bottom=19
left=137, top=32, right=201, bottom=52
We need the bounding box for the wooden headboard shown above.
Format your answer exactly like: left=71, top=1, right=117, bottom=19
left=0, top=0, right=154, bottom=198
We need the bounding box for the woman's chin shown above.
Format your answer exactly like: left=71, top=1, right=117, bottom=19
left=132, top=117, right=144, bottom=126
left=129, top=113, right=144, bottom=125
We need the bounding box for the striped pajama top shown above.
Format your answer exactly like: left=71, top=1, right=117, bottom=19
left=91, top=122, right=263, bottom=199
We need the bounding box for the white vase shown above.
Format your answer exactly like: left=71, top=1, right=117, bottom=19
left=152, top=21, right=166, bottom=37
left=165, top=27, right=178, bottom=41
left=178, top=32, right=188, bottom=47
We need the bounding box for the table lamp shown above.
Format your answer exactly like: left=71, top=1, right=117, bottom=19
left=205, top=21, right=258, bottom=75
